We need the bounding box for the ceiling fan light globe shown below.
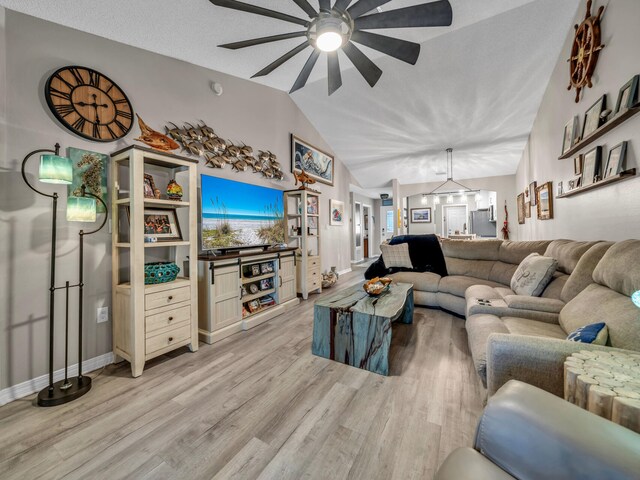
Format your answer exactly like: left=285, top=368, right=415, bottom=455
left=316, top=31, right=343, bottom=52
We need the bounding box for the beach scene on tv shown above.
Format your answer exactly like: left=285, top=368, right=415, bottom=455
left=201, top=175, right=285, bottom=249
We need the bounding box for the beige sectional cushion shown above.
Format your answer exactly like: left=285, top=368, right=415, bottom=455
left=543, top=240, right=600, bottom=275
left=503, top=296, right=565, bottom=314
left=561, top=242, right=614, bottom=303
left=466, top=284, right=508, bottom=301
left=498, top=240, right=550, bottom=265
left=560, top=284, right=640, bottom=351
left=466, top=314, right=511, bottom=384
left=442, top=239, right=502, bottom=260
left=502, top=317, right=567, bottom=339
left=488, top=261, right=518, bottom=285
left=510, top=254, right=558, bottom=296
left=439, top=276, right=503, bottom=298
left=445, top=257, right=494, bottom=280
left=388, top=271, right=440, bottom=292
left=540, top=273, right=568, bottom=300
left=592, top=239, right=640, bottom=297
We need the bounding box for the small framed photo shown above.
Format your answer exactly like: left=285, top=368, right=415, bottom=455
left=536, top=182, right=553, bottom=221
left=603, top=141, right=628, bottom=179
left=133, top=207, right=182, bottom=242
left=529, top=181, right=538, bottom=206
left=251, top=264, right=261, bottom=276
left=573, top=155, right=583, bottom=175
left=308, top=216, right=318, bottom=229
left=260, top=262, right=273, bottom=274
left=582, top=95, right=606, bottom=139
left=557, top=181, right=564, bottom=196
left=614, top=75, right=639, bottom=116
left=581, top=146, right=603, bottom=187
left=259, top=278, right=272, bottom=290
left=410, top=207, right=432, bottom=223
left=517, top=193, right=525, bottom=224
left=143, top=174, right=157, bottom=199
left=524, top=201, right=531, bottom=218
left=247, top=299, right=260, bottom=313
left=329, top=199, right=345, bottom=226
left=306, top=195, right=318, bottom=214
left=562, top=116, right=579, bottom=154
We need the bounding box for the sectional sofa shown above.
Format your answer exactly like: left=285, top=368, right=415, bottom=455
left=370, top=235, right=640, bottom=396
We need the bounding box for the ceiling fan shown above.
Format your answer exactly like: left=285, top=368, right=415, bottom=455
left=209, top=0, right=453, bottom=95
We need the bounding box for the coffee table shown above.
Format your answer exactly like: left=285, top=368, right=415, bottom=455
left=312, top=282, right=414, bottom=376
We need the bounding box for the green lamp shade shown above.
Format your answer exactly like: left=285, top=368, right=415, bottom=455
left=67, top=196, right=97, bottom=222
left=39, top=154, right=73, bottom=184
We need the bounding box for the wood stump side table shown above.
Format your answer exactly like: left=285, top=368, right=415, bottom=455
left=564, top=350, right=640, bottom=433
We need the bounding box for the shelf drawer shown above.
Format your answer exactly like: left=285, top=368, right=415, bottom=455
left=145, top=286, right=190, bottom=311
left=307, top=257, right=320, bottom=269
left=146, top=323, right=191, bottom=355
left=307, top=266, right=321, bottom=283
left=146, top=305, right=191, bottom=334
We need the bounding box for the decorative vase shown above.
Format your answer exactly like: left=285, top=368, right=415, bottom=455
left=154, top=188, right=161, bottom=199
left=166, top=179, right=183, bottom=201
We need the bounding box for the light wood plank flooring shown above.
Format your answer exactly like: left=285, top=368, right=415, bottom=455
left=0, top=270, right=485, bottom=480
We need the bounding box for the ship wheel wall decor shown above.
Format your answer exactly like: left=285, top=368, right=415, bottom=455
left=567, top=0, right=605, bottom=103
left=209, top=0, right=453, bottom=95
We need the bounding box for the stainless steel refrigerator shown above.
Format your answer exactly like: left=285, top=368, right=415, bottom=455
left=470, top=209, right=496, bottom=237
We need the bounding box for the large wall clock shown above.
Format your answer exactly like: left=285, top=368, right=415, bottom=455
left=45, top=66, right=134, bottom=142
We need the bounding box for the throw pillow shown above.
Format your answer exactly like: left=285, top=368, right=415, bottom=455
left=567, top=322, right=608, bottom=345
left=380, top=242, right=413, bottom=269
left=510, top=253, right=558, bottom=296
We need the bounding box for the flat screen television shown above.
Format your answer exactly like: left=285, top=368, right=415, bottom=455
left=200, top=174, right=285, bottom=251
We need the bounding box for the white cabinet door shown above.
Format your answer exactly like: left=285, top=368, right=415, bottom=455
left=279, top=256, right=296, bottom=303
left=211, top=264, right=241, bottom=331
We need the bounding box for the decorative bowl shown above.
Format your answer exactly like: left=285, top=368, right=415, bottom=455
left=363, top=277, right=392, bottom=297
left=144, top=262, right=180, bottom=285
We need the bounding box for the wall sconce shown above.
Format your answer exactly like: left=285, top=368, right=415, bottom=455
left=421, top=194, right=428, bottom=205
left=434, top=196, right=440, bottom=205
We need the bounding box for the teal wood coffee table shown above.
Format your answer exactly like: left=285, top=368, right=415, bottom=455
left=312, top=282, right=414, bottom=376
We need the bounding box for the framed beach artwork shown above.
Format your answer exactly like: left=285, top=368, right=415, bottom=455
left=410, top=208, right=432, bottom=223
left=581, top=146, right=602, bottom=186
left=604, top=141, right=627, bottom=179
left=291, top=134, right=334, bottom=185
left=517, top=193, right=526, bottom=224
left=536, top=182, right=553, bottom=220
left=330, top=199, right=344, bottom=226
left=67, top=147, right=109, bottom=213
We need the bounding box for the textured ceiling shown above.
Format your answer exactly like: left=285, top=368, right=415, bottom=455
left=0, top=0, right=580, bottom=193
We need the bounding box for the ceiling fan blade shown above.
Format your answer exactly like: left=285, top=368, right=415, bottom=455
left=290, top=49, right=321, bottom=93
left=333, top=0, right=354, bottom=12
left=292, top=0, right=317, bottom=17
left=252, top=42, right=310, bottom=78
left=347, top=0, right=392, bottom=20
left=209, top=0, right=309, bottom=26
left=341, top=42, right=383, bottom=87
left=354, top=0, right=452, bottom=29
left=327, top=51, right=343, bottom=95
left=350, top=30, right=420, bottom=64
left=318, top=0, right=331, bottom=12
left=220, top=31, right=308, bottom=49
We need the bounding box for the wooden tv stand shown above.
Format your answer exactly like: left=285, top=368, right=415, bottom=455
left=197, top=247, right=299, bottom=344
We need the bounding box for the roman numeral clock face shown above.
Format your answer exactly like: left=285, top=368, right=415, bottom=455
left=45, top=66, right=134, bottom=142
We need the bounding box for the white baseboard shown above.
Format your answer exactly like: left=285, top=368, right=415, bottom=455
left=337, top=268, right=352, bottom=276
left=0, top=352, right=114, bottom=406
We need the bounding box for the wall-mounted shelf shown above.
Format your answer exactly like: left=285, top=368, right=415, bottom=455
left=559, top=104, right=640, bottom=159
left=557, top=169, right=636, bottom=198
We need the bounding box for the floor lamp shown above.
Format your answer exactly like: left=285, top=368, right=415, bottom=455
left=21, top=144, right=108, bottom=407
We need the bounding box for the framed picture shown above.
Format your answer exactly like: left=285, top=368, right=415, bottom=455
left=524, top=201, right=531, bottom=218
left=308, top=216, right=318, bottom=229
left=517, top=193, right=526, bottom=224
left=259, top=279, right=272, bottom=290
left=562, top=116, right=579, bottom=154
left=143, top=174, right=157, bottom=199
left=568, top=176, right=582, bottom=191
left=604, top=141, right=628, bottom=179
left=410, top=207, right=432, bottom=223
left=330, top=199, right=345, bottom=226
left=614, top=75, right=639, bottom=115
left=291, top=135, right=334, bottom=185
left=573, top=155, right=583, bottom=175
left=67, top=148, right=109, bottom=213
left=251, top=264, right=261, bottom=276
left=557, top=181, right=564, bottom=196
left=582, top=95, right=606, bottom=140
left=529, top=181, right=537, bottom=206
left=581, top=146, right=603, bottom=186
left=306, top=195, right=318, bottom=214
left=536, top=182, right=553, bottom=220
left=141, top=208, right=182, bottom=241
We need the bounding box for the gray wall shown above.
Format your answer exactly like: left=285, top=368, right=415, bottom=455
left=0, top=10, right=353, bottom=390
left=516, top=0, right=640, bottom=241
left=401, top=174, right=517, bottom=239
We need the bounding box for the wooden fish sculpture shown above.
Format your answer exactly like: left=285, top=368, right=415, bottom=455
left=273, top=170, right=284, bottom=180
left=198, top=122, right=217, bottom=139
left=294, top=170, right=316, bottom=189
left=204, top=153, right=224, bottom=168
left=226, top=144, right=241, bottom=158
left=134, top=115, right=179, bottom=152
left=258, top=150, right=270, bottom=161
left=270, top=160, right=282, bottom=171
left=183, top=140, right=205, bottom=157
left=165, top=122, right=188, bottom=144
left=204, top=138, right=225, bottom=154
left=232, top=159, right=248, bottom=172
left=240, top=144, right=253, bottom=156
left=184, top=122, right=203, bottom=141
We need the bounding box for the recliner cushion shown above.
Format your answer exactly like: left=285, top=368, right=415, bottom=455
left=439, top=276, right=503, bottom=298
left=543, top=240, right=600, bottom=275
left=561, top=242, right=613, bottom=303
left=388, top=271, right=440, bottom=292
left=592, top=239, right=640, bottom=296
left=434, top=448, right=516, bottom=480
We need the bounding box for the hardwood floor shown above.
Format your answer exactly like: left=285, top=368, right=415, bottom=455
left=0, top=270, right=485, bottom=480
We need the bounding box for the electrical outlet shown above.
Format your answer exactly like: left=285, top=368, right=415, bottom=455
left=97, top=307, right=109, bottom=323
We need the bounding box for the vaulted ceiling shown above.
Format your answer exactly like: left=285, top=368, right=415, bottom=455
left=0, top=0, right=580, bottom=191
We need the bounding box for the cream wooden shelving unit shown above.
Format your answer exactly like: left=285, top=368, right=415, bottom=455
left=111, top=146, right=198, bottom=377
left=284, top=189, right=322, bottom=299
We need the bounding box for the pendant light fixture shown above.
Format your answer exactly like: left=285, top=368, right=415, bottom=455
left=424, top=148, right=480, bottom=200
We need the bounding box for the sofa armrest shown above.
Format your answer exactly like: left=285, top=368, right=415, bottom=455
left=475, top=380, right=640, bottom=480
left=503, top=295, right=564, bottom=313
left=486, top=334, right=632, bottom=397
